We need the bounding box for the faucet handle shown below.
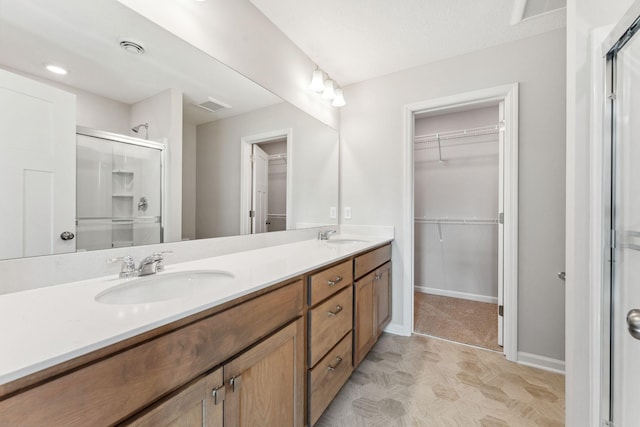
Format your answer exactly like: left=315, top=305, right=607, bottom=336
left=107, top=256, right=137, bottom=278
left=152, top=251, right=172, bottom=271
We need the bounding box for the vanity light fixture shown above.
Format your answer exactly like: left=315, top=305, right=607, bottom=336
left=322, top=79, right=336, bottom=100
left=45, top=64, right=68, bottom=75
left=332, top=88, right=346, bottom=107
left=309, top=69, right=324, bottom=93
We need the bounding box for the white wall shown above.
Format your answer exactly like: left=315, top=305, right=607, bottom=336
left=196, top=102, right=338, bottom=238
left=117, top=0, right=338, bottom=129
left=340, top=29, right=567, bottom=361
left=182, top=122, right=197, bottom=240
left=414, top=107, right=499, bottom=301
left=566, top=0, right=634, bottom=425
left=131, top=88, right=183, bottom=243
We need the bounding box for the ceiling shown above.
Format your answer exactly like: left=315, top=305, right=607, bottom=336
left=249, top=0, right=567, bottom=86
left=0, top=0, right=282, bottom=125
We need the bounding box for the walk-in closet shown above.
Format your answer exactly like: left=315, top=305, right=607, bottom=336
left=413, top=105, right=502, bottom=351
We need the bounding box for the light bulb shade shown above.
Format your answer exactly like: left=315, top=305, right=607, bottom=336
left=309, top=70, right=324, bottom=92
left=322, top=79, right=335, bottom=100
left=332, top=88, right=346, bottom=107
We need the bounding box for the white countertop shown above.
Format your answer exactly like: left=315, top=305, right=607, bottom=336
left=0, top=235, right=391, bottom=386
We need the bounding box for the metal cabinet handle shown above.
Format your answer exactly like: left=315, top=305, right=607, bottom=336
left=627, top=309, right=640, bottom=340
left=327, top=276, right=343, bottom=286
left=327, top=305, right=343, bottom=317
left=374, top=273, right=382, bottom=281
left=229, top=374, right=242, bottom=392
left=212, top=385, right=225, bottom=405
left=327, top=356, right=343, bottom=372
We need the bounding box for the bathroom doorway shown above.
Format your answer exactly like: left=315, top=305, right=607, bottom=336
left=404, top=84, right=519, bottom=360
left=240, top=129, right=292, bottom=234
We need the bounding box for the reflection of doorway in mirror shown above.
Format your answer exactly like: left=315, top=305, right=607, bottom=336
left=240, top=129, right=292, bottom=235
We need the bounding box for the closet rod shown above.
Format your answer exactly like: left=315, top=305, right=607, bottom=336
left=414, top=124, right=499, bottom=145
left=414, top=217, right=498, bottom=225
left=268, top=153, right=287, bottom=161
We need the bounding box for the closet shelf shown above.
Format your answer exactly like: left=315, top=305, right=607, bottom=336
left=414, top=217, right=499, bottom=225
left=268, top=153, right=287, bottom=162
left=415, top=125, right=499, bottom=144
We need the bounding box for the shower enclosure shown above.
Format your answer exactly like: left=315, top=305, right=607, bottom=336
left=75, top=127, right=164, bottom=251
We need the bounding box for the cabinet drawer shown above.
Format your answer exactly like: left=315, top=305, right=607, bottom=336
left=355, top=244, right=391, bottom=279
left=308, top=260, right=352, bottom=305
left=308, top=286, right=353, bottom=367
left=308, top=332, right=353, bottom=426
left=0, top=281, right=303, bottom=426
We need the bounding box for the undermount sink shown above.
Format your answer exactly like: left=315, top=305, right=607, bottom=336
left=325, top=238, right=369, bottom=245
left=95, top=270, right=235, bottom=304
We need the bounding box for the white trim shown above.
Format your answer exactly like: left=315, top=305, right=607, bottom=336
left=240, top=129, right=293, bottom=235
left=517, top=352, right=566, bottom=374
left=415, top=286, right=498, bottom=304
left=383, top=322, right=409, bottom=336
left=403, top=83, right=519, bottom=362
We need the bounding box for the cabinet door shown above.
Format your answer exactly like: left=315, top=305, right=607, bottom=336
left=224, top=318, right=304, bottom=427
left=125, top=369, right=223, bottom=427
left=354, top=271, right=377, bottom=367
left=375, top=262, right=392, bottom=336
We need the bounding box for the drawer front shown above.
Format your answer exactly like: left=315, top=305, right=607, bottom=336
left=308, top=332, right=353, bottom=426
left=355, top=244, right=391, bottom=279
left=308, top=260, right=352, bottom=305
left=0, top=281, right=303, bottom=427
left=308, top=286, right=353, bottom=367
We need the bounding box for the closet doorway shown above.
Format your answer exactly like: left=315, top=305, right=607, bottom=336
left=240, top=129, right=292, bottom=234
left=403, top=84, right=518, bottom=361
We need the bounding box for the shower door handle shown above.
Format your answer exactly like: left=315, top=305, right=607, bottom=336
left=60, top=231, right=75, bottom=241
left=627, top=309, right=640, bottom=340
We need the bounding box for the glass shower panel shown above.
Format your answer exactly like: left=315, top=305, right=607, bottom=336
left=76, top=133, right=162, bottom=251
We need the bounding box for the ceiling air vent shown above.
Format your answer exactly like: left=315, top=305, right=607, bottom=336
left=196, top=97, right=232, bottom=113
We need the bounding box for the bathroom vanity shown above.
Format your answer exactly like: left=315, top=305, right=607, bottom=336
left=0, top=236, right=392, bottom=426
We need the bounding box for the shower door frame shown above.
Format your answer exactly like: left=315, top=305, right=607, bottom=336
left=402, top=83, right=519, bottom=362
left=76, top=126, right=167, bottom=245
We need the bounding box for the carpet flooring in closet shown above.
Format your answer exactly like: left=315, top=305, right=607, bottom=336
left=414, top=292, right=502, bottom=352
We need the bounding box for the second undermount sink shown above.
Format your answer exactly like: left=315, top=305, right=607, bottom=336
left=325, top=238, right=369, bottom=245
left=95, top=270, right=235, bottom=304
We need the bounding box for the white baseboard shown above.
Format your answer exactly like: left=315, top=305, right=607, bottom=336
left=415, top=286, right=498, bottom=304
left=517, top=351, right=565, bottom=374
left=383, top=322, right=410, bottom=336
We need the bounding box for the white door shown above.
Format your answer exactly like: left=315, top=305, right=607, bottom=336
left=0, top=69, right=76, bottom=259
left=251, top=145, right=269, bottom=234
left=497, top=101, right=505, bottom=347
left=611, top=22, right=640, bottom=426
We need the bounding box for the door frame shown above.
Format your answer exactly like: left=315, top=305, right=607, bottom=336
left=402, top=83, right=519, bottom=361
left=240, top=129, right=293, bottom=235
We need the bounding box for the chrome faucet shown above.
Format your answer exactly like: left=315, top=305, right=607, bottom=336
left=108, top=251, right=172, bottom=278
left=318, top=229, right=337, bottom=240
left=138, top=252, right=167, bottom=276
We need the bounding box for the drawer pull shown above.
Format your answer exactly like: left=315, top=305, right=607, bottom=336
left=327, top=305, right=343, bottom=317
left=327, top=356, right=343, bottom=371
left=374, top=273, right=382, bottom=281
left=212, top=385, right=225, bottom=405
left=327, top=276, right=343, bottom=286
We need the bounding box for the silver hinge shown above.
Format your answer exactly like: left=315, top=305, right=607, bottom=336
left=499, top=305, right=504, bottom=317
left=611, top=229, right=616, bottom=249
left=498, top=212, right=504, bottom=224
left=249, top=210, right=255, bottom=218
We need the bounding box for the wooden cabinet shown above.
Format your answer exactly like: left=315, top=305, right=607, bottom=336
left=224, top=318, right=304, bottom=427
left=0, top=281, right=304, bottom=427
left=306, top=260, right=354, bottom=426
left=353, top=245, right=392, bottom=367
left=126, top=369, right=224, bottom=427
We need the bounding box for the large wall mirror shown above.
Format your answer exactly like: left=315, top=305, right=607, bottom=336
left=0, top=0, right=339, bottom=261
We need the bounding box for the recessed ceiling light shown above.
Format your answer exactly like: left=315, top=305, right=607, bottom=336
left=45, top=64, right=68, bottom=75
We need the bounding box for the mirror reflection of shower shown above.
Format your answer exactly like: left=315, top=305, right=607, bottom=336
left=131, top=122, right=149, bottom=140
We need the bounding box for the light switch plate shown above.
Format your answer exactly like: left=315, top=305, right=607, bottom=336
left=344, top=207, right=352, bottom=219
left=329, top=207, right=337, bottom=219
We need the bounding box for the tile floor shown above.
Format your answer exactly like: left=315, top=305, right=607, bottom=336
left=316, top=333, right=565, bottom=426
